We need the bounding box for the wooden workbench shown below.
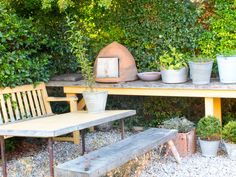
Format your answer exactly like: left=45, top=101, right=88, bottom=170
left=47, top=79, right=236, bottom=123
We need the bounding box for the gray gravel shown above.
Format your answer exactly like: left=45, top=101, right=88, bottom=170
left=1, top=130, right=236, bottom=177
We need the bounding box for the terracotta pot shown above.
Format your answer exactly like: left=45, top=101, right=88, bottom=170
left=173, top=129, right=196, bottom=157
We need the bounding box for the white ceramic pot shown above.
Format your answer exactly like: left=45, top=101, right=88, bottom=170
left=161, top=67, right=188, bottom=84
left=199, top=138, right=220, bottom=157
left=82, top=91, right=108, bottom=113
left=217, top=55, right=236, bottom=83
left=224, top=141, right=236, bottom=160
left=189, top=60, right=213, bottom=85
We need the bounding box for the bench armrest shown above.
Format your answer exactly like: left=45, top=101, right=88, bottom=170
left=47, top=97, right=78, bottom=102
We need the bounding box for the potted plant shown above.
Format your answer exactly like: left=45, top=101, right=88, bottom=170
left=159, top=46, right=188, bottom=83
left=196, top=116, right=221, bottom=157
left=67, top=17, right=108, bottom=113
left=222, top=121, right=236, bottom=160
left=162, top=117, right=196, bottom=157
left=217, top=50, right=236, bottom=83
left=188, top=55, right=213, bottom=85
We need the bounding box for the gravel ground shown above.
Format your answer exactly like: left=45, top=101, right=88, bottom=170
left=1, top=129, right=236, bottom=177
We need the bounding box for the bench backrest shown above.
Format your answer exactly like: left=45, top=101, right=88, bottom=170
left=0, top=83, right=52, bottom=124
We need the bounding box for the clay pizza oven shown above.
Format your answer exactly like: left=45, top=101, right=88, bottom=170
left=94, top=42, right=138, bottom=83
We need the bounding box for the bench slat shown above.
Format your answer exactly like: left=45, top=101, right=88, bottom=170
left=0, top=95, right=9, bottom=123
left=16, top=92, right=26, bottom=119
left=37, top=90, right=46, bottom=115
left=27, top=91, right=36, bottom=117
left=11, top=93, right=20, bottom=120
left=22, top=91, right=31, bottom=118
left=32, top=90, right=42, bottom=116
left=55, top=128, right=177, bottom=177
left=6, top=96, right=15, bottom=122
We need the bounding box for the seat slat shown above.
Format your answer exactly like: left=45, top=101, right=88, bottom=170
left=32, top=90, right=42, bottom=116
left=37, top=90, right=46, bottom=115
left=11, top=93, right=21, bottom=120
left=22, top=91, right=31, bottom=118
left=0, top=95, right=9, bottom=123
left=6, top=96, right=15, bottom=122
left=16, top=92, right=26, bottom=119
left=0, top=111, right=3, bottom=124
left=27, top=91, right=37, bottom=117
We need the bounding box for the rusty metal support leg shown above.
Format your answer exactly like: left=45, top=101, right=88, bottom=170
left=48, top=138, right=54, bottom=177
left=81, top=129, right=86, bottom=155
left=0, top=136, right=7, bottom=177
left=120, top=119, right=125, bottom=139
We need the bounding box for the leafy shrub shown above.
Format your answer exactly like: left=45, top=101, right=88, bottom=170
left=159, top=46, right=187, bottom=70
left=162, top=117, right=195, bottom=133
left=196, top=116, right=221, bottom=140
left=0, top=3, right=51, bottom=87
left=222, top=121, right=236, bottom=144
left=198, top=0, right=236, bottom=57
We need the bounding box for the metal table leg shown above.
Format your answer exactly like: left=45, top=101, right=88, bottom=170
left=120, top=119, right=125, bottom=139
left=48, top=138, right=54, bottom=177
left=0, top=136, right=7, bottom=177
left=81, top=129, right=86, bottom=155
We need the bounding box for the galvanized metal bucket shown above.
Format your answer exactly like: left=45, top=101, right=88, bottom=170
left=82, top=91, right=108, bottom=113
left=217, top=55, right=236, bottom=83
left=189, top=61, right=213, bottom=85
left=224, top=141, right=236, bottom=160
left=199, top=138, right=220, bottom=157
left=161, top=67, right=188, bottom=84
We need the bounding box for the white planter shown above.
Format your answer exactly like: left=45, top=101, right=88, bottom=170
left=189, top=61, right=213, bottom=85
left=224, top=141, right=236, bottom=160
left=82, top=91, right=108, bottom=113
left=199, top=138, right=220, bottom=157
left=217, top=55, right=236, bottom=83
left=161, top=67, right=188, bottom=83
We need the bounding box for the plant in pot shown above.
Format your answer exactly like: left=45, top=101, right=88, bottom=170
left=222, top=121, right=236, bottom=160
left=188, top=55, right=213, bottom=85
left=217, top=50, right=236, bottom=83
left=159, top=46, right=188, bottom=83
left=162, top=117, right=196, bottom=157
left=196, top=116, right=221, bottom=157
left=67, top=17, right=108, bottom=113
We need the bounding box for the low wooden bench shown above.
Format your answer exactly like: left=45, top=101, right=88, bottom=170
left=0, top=83, right=80, bottom=143
left=55, top=128, right=181, bottom=177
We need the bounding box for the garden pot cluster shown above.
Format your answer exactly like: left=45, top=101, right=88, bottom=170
left=153, top=46, right=236, bottom=84
left=197, top=116, right=236, bottom=160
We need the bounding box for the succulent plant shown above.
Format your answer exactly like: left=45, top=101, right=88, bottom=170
left=162, top=117, right=195, bottom=133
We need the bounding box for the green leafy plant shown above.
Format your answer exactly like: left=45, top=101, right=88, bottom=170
left=196, top=116, right=221, bottom=140
left=222, top=121, right=236, bottom=144
left=221, top=50, right=236, bottom=57
left=190, top=55, right=213, bottom=63
left=66, top=16, right=95, bottom=91
left=162, top=116, right=195, bottom=133
left=159, top=45, right=187, bottom=70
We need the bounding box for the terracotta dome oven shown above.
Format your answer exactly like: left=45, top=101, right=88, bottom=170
left=94, top=42, right=138, bottom=83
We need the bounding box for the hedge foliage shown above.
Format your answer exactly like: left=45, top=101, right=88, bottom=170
left=0, top=3, right=51, bottom=87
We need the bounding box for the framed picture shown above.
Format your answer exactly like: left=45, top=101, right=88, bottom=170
left=96, top=57, right=119, bottom=78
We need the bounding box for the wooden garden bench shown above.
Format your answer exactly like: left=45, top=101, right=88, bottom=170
left=0, top=83, right=80, bottom=143
left=55, top=128, right=181, bottom=177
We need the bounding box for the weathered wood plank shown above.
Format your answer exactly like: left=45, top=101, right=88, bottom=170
left=16, top=92, right=26, bottom=119
left=37, top=90, right=46, bottom=115
left=32, top=90, right=42, bottom=116
left=55, top=128, right=177, bottom=177
left=11, top=93, right=20, bottom=120
left=22, top=91, right=31, bottom=118
left=5, top=96, right=15, bottom=122
left=0, top=94, right=9, bottom=123
left=27, top=91, right=36, bottom=117
left=0, top=110, right=136, bottom=137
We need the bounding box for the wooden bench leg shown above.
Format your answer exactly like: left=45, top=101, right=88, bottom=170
left=167, top=140, right=181, bottom=163
left=81, top=129, right=86, bottom=155
left=73, top=131, right=80, bottom=144
left=0, top=136, right=7, bottom=177
left=120, top=119, right=125, bottom=139
left=48, top=138, right=54, bottom=177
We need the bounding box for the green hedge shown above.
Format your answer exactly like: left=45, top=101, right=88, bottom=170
left=0, top=3, right=51, bottom=87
